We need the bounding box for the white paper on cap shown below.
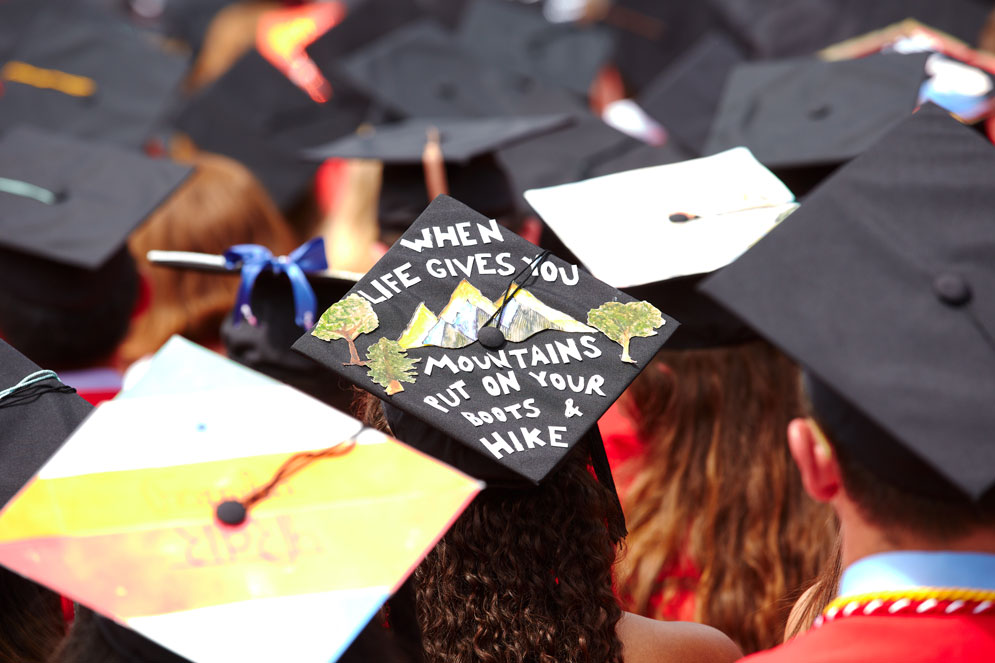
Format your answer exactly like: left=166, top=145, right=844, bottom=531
left=39, top=336, right=384, bottom=479
left=524, top=147, right=797, bottom=287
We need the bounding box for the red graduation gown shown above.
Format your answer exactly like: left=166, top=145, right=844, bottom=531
left=741, top=613, right=995, bottom=663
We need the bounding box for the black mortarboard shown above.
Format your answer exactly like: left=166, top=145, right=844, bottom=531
left=146, top=241, right=361, bottom=412
left=599, top=0, right=715, bottom=95
left=705, top=53, right=929, bottom=170
left=0, top=340, right=91, bottom=506
left=302, top=115, right=572, bottom=163
left=293, top=194, right=678, bottom=486
left=584, top=139, right=692, bottom=179
left=174, top=48, right=371, bottom=210
left=306, top=0, right=424, bottom=74
left=160, top=0, right=237, bottom=54
left=526, top=147, right=797, bottom=349
left=339, top=20, right=580, bottom=119
left=0, top=7, right=189, bottom=148
left=709, top=0, right=992, bottom=59
left=636, top=30, right=747, bottom=156
left=0, top=126, right=192, bottom=306
left=497, top=115, right=636, bottom=202
left=454, top=0, right=614, bottom=96
left=701, top=104, right=995, bottom=501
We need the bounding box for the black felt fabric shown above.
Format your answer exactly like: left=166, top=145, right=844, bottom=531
left=379, top=156, right=515, bottom=230
left=0, top=340, right=92, bottom=507
left=0, top=7, right=189, bottom=148
left=307, top=0, right=424, bottom=74
left=705, top=53, right=930, bottom=169
left=294, top=195, right=678, bottom=484
left=302, top=115, right=572, bottom=163
left=339, top=20, right=580, bottom=118
left=222, top=271, right=358, bottom=414
left=701, top=103, right=995, bottom=500
left=173, top=49, right=371, bottom=210
left=637, top=30, right=747, bottom=156
left=0, top=126, right=192, bottom=270
left=454, top=0, right=614, bottom=96
left=601, top=0, right=716, bottom=95
left=584, top=138, right=693, bottom=179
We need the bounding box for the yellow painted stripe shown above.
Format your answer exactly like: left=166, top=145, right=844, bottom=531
left=0, top=440, right=476, bottom=542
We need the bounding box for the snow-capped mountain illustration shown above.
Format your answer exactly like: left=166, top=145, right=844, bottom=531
left=397, top=279, right=593, bottom=349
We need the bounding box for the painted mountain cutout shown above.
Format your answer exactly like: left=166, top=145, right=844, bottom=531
left=397, top=279, right=594, bottom=350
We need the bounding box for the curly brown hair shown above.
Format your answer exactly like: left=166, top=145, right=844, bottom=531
left=356, top=391, right=624, bottom=663
left=614, top=341, right=835, bottom=654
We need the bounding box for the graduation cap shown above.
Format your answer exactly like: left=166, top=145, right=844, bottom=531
left=159, top=0, right=238, bottom=54
left=0, top=126, right=192, bottom=307
left=705, top=53, right=929, bottom=171
left=306, top=0, right=424, bottom=75
left=820, top=19, right=995, bottom=124
left=0, top=340, right=92, bottom=506
left=453, top=0, right=614, bottom=96
left=339, top=19, right=581, bottom=119
left=147, top=240, right=361, bottom=412
left=701, top=104, right=995, bottom=501
left=303, top=115, right=574, bottom=227
left=0, top=7, right=189, bottom=148
left=302, top=115, right=573, bottom=162
left=173, top=48, right=371, bottom=210
left=292, top=195, right=679, bottom=490
left=708, top=0, right=992, bottom=60
left=636, top=30, right=747, bottom=156
left=0, top=336, right=481, bottom=663
left=598, top=0, right=715, bottom=95
left=525, top=147, right=796, bottom=348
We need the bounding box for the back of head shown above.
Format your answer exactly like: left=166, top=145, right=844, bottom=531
left=805, top=374, right=995, bottom=544
left=50, top=607, right=192, bottom=663
left=617, top=341, right=835, bottom=654
left=121, top=151, right=298, bottom=363
left=357, top=392, right=625, bottom=663
left=0, top=568, right=64, bottom=663
left=0, top=245, right=139, bottom=370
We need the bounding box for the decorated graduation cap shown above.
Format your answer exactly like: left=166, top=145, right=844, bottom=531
left=819, top=19, right=995, bottom=125
left=173, top=48, right=371, bottom=209
left=147, top=239, right=361, bottom=412
left=701, top=104, right=995, bottom=501
left=293, top=195, right=678, bottom=490
left=0, top=6, right=189, bottom=148
left=0, top=336, right=481, bottom=663
left=454, top=0, right=615, bottom=96
left=0, top=126, right=191, bottom=307
left=0, top=340, right=92, bottom=506
left=708, top=0, right=991, bottom=60
left=705, top=53, right=929, bottom=171
left=525, top=148, right=796, bottom=348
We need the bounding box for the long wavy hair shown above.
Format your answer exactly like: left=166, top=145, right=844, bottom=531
left=614, top=341, right=835, bottom=654
left=356, top=392, right=624, bottom=663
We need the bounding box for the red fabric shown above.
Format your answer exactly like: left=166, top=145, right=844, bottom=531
left=77, top=388, right=120, bottom=407
left=742, top=615, right=995, bottom=663
left=60, top=596, right=74, bottom=626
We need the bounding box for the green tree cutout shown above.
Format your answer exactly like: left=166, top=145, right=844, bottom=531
left=587, top=301, right=664, bottom=364
left=311, top=294, right=379, bottom=366
left=365, top=338, right=420, bottom=396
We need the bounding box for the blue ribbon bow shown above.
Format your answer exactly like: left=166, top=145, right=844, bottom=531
left=225, top=237, right=328, bottom=329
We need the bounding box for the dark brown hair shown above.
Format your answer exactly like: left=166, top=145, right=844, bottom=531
left=357, top=392, right=625, bottom=663
left=121, top=152, right=297, bottom=364
left=615, top=341, right=835, bottom=654
left=0, top=569, right=65, bottom=663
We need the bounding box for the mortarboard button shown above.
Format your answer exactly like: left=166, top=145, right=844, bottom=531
left=215, top=500, right=247, bottom=527
left=477, top=326, right=506, bottom=349
left=933, top=272, right=971, bottom=306
left=668, top=212, right=698, bottom=223
left=808, top=104, right=832, bottom=120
